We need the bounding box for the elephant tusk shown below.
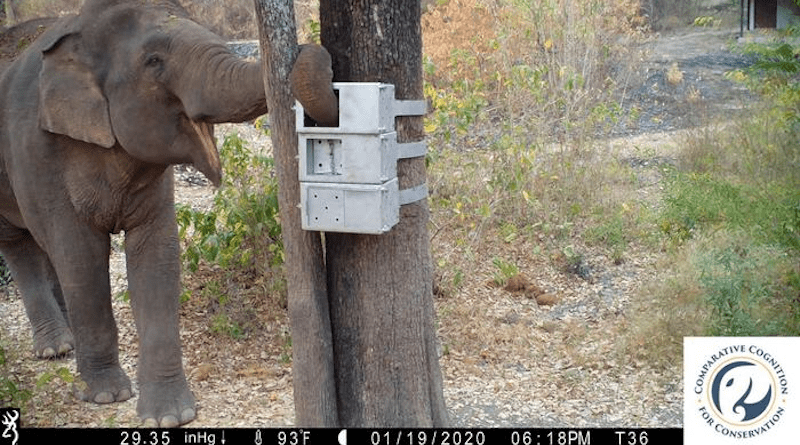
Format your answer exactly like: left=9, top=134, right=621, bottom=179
left=188, top=120, right=221, bottom=187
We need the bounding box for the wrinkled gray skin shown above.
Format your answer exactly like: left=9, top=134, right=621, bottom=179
left=0, top=0, right=335, bottom=427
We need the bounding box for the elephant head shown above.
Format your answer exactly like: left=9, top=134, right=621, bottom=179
left=36, top=0, right=338, bottom=185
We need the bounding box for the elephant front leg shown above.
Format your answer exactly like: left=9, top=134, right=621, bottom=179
left=50, top=229, right=132, bottom=404
left=125, top=214, right=196, bottom=428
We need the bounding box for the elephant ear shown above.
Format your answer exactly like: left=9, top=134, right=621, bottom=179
left=38, top=33, right=116, bottom=148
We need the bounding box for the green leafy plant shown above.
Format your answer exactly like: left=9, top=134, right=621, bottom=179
left=210, top=313, right=245, bottom=340
left=0, top=345, right=72, bottom=410
left=492, top=257, right=520, bottom=286
left=750, top=43, right=800, bottom=74
left=305, top=18, right=321, bottom=44
left=35, top=366, right=74, bottom=389
left=697, top=240, right=797, bottom=336
left=0, top=377, right=32, bottom=407
left=177, top=134, right=283, bottom=275
left=585, top=209, right=630, bottom=264
left=739, top=41, right=800, bottom=129
left=0, top=345, right=33, bottom=407
left=660, top=171, right=800, bottom=250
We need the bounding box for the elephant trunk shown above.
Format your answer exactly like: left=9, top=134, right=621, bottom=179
left=291, top=44, right=339, bottom=127
left=185, top=43, right=340, bottom=127
left=174, top=34, right=339, bottom=128
left=174, top=42, right=268, bottom=125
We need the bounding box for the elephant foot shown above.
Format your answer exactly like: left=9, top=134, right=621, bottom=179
left=73, top=367, right=133, bottom=404
left=33, top=327, right=75, bottom=359
left=137, top=380, right=196, bottom=427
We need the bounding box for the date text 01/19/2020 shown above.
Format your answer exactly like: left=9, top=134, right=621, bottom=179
left=366, top=429, right=593, bottom=445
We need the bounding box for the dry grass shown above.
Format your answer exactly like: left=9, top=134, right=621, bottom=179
left=423, top=0, right=651, bottom=235
left=619, top=243, right=707, bottom=368
left=424, top=0, right=646, bottom=131
left=666, top=62, right=683, bottom=86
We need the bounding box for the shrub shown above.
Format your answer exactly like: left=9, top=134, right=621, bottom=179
left=660, top=172, right=799, bottom=248
left=177, top=134, right=283, bottom=276
left=695, top=233, right=800, bottom=336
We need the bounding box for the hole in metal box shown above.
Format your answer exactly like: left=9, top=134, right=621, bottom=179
left=307, top=138, right=344, bottom=176
left=303, top=89, right=340, bottom=128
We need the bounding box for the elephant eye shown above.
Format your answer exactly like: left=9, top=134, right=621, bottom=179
left=145, top=54, right=163, bottom=68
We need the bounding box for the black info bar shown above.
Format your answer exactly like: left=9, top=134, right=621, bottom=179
left=19, top=427, right=681, bottom=445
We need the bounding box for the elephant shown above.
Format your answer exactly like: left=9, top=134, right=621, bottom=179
left=0, top=0, right=338, bottom=427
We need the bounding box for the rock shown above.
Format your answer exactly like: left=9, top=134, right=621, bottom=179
left=535, top=293, right=559, bottom=306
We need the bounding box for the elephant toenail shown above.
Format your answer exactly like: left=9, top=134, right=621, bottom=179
left=58, top=343, right=73, bottom=355
left=160, top=415, right=179, bottom=428
left=94, top=392, right=115, bottom=404
left=117, top=389, right=132, bottom=401
left=143, top=418, right=159, bottom=428
left=180, top=408, right=196, bottom=423
left=41, top=347, right=56, bottom=358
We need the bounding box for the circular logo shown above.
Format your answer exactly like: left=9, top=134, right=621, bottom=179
left=708, top=358, right=776, bottom=426
left=690, top=343, right=791, bottom=440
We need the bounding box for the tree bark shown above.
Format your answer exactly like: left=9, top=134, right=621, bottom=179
left=319, top=0, right=449, bottom=427
left=252, top=0, right=338, bottom=427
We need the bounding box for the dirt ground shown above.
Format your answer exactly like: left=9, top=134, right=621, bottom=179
left=614, top=26, right=756, bottom=136
left=0, top=4, right=764, bottom=429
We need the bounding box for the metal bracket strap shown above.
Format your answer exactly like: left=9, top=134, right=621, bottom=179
left=396, top=140, right=427, bottom=160
left=393, top=99, right=428, bottom=118
left=399, top=183, right=428, bottom=205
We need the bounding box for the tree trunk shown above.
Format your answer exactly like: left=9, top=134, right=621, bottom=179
left=252, top=0, right=338, bottom=427
left=319, top=0, right=449, bottom=427
left=4, top=0, right=17, bottom=26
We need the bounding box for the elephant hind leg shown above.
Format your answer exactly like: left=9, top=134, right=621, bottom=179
left=0, top=224, right=74, bottom=359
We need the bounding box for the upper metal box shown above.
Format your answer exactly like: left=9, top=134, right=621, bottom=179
left=295, top=82, right=426, bottom=135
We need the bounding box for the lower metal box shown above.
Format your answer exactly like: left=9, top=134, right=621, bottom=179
left=300, top=179, right=400, bottom=234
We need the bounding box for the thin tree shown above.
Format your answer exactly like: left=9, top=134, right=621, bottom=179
left=252, top=0, right=337, bottom=427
